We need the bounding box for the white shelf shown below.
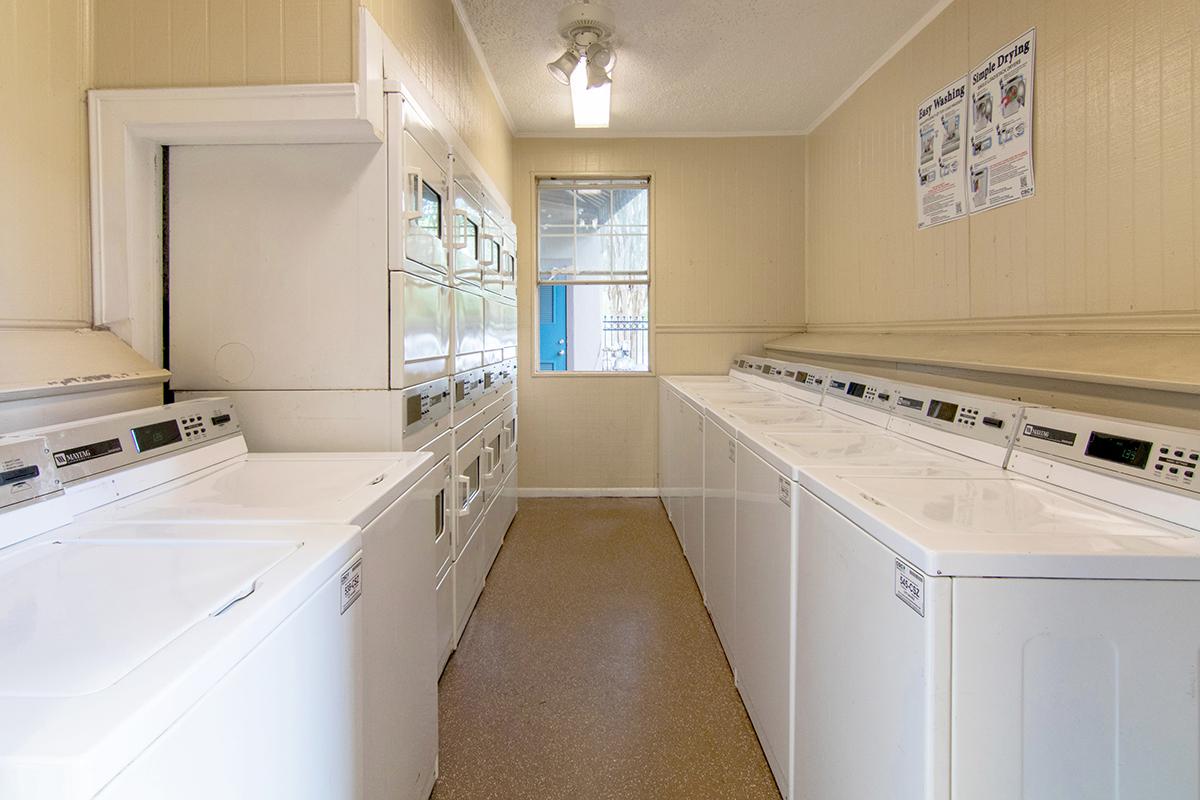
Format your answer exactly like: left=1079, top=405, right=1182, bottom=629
left=765, top=331, right=1200, bottom=396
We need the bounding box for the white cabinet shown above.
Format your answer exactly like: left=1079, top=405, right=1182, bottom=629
left=735, top=442, right=796, bottom=799
left=703, top=419, right=736, bottom=665
left=168, top=143, right=388, bottom=392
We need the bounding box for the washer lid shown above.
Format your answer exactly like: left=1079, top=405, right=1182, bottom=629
left=741, top=430, right=986, bottom=480
left=87, top=451, right=431, bottom=527
left=0, top=538, right=297, bottom=697
left=814, top=472, right=1200, bottom=579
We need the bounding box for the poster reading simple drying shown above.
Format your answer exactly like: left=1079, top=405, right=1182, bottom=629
left=915, top=76, right=968, bottom=229
left=967, top=28, right=1035, bottom=213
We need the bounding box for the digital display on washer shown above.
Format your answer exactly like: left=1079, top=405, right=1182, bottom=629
left=793, top=371, right=809, bottom=383
left=759, top=364, right=772, bottom=374
left=926, top=400, right=959, bottom=423
left=130, top=420, right=182, bottom=453
left=896, top=396, right=924, bottom=411
left=1085, top=432, right=1152, bottom=470
left=846, top=382, right=868, bottom=399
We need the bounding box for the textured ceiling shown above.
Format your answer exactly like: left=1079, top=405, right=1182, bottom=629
left=458, top=0, right=944, bottom=135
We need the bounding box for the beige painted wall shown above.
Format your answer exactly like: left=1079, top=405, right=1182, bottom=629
left=0, top=0, right=511, bottom=336
left=0, top=0, right=93, bottom=327
left=92, top=0, right=512, bottom=202
left=806, top=0, right=1200, bottom=329
left=362, top=0, right=512, bottom=201
left=513, top=137, right=805, bottom=489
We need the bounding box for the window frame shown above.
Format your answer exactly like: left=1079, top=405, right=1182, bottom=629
left=531, top=172, right=655, bottom=378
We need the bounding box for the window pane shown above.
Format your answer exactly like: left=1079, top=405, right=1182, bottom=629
left=537, top=283, right=649, bottom=372
left=536, top=178, right=650, bottom=285
left=574, top=189, right=610, bottom=230
left=611, top=234, right=648, bottom=274
left=575, top=235, right=611, bottom=273
left=539, top=189, right=574, bottom=226
left=612, top=189, right=648, bottom=226
left=539, top=235, right=574, bottom=276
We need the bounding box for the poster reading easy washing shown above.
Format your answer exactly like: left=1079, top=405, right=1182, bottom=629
left=967, top=28, right=1035, bottom=213
left=915, top=76, right=968, bottom=229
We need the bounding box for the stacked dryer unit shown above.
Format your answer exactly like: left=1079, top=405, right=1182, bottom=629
left=164, top=83, right=518, bottom=675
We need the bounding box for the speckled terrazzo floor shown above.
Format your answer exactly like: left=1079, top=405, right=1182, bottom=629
left=431, top=497, right=782, bottom=800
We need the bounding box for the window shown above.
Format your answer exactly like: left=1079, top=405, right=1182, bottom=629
left=535, top=177, right=650, bottom=373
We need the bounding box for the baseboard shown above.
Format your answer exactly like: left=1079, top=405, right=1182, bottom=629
left=517, top=487, right=660, bottom=498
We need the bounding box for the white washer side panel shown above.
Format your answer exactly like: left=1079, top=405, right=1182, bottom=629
left=96, top=559, right=363, bottom=800
left=362, top=467, right=440, bottom=800
left=734, top=443, right=795, bottom=799
left=681, top=400, right=705, bottom=590
left=793, top=486, right=950, bottom=800
left=169, top=144, right=387, bottom=391
left=703, top=418, right=736, bottom=666
left=952, top=577, right=1200, bottom=799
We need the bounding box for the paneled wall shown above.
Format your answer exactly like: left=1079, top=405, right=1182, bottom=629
left=513, top=137, right=806, bottom=490
left=0, top=0, right=92, bottom=327
left=363, top=0, right=512, bottom=201
left=806, top=0, right=1200, bottom=329
left=91, top=0, right=512, bottom=201
left=92, top=0, right=354, bottom=86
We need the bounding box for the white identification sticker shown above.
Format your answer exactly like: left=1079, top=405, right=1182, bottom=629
left=895, top=559, right=925, bottom=617
left=778, top=476, right=791, bottom=507
left=340, top=557, right=363, bottom=614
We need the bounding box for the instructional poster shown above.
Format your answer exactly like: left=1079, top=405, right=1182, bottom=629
left=967, top=28, right=1035, bottom=213
left=915, top=76, right=968, bottom=229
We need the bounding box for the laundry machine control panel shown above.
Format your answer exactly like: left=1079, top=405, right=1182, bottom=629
left=453, top=368, right=486, bottom=411
left=6, top=398, right=242, bottom=484
left=1015, top=408, right=1200, bottom=494
left=402, top=376, right=451, bottom=434
left=773, top=361, right=828, bottom=398
left=0, top=437, right=62, bottom=511
left=732, top=355, right=771, bottom=377
left=890, top=384, right=1023, bottom=448
left=826, top=372, right=896, bottom=412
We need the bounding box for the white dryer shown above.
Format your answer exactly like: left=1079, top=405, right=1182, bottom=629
left=12, top=399, right=442, bottom=800
left=732, top=381, right=1021, bottom=800
left=791, top=403, right=1200, bottom=799
left=0, top=440, right=365, bottom=800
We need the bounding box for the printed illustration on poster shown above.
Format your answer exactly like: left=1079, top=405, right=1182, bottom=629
left=916, top=75, right=968, bottom=229
left=967, top=28, right=1035, bottom=213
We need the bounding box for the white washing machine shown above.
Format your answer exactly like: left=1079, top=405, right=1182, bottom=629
left=790, top=404, right=1200, bottom=800
left=11, top=399, right=441, bottom=800
left=0, top=439, right=365, bottom=800
left=732, top=381, right=1022, bottom=800
left=699, top=363, right=875, bottom=674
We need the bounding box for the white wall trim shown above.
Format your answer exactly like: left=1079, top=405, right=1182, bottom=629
left=448, top=0, right=516, bottom=133
left=656, top=323, right=805, bottom=334
left=515, top=129, right=808, bottom=139
left=805, top=311, right=1200, bottom=335
left=518, top=487, right=660, bottom=498
left=802, top=0, right=955, bottom=134
left=88, top=73, right=384, bottom=365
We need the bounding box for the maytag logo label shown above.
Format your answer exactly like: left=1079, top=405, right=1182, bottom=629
left=53, top=438, right=122, bottom=467
left=1023, top=424, right=1076, bottom=447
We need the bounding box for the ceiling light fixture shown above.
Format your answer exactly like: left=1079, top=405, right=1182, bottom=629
left=546, top=2, right=616, bottom=128
left=546, top=49, right=579, bottom=85
left=570, top=57, right=611, bottom=127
